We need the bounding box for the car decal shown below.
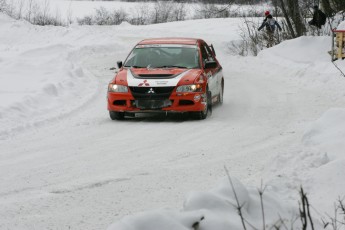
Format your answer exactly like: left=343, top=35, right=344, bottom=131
left=138, top=80, right=150, bottom=86
left=127, top=69, right=191, bottom=87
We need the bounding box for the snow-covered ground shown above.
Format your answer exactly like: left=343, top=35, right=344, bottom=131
left=1, top=12, right=345, bottom=229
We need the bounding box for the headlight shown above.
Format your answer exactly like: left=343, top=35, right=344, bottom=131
left=176, top=84, right=202, bottom=92
left=108, top=84, right=128, bottom=93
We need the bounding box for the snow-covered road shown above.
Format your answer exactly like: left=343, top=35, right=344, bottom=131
left=1, top=14, right=345, bottom=229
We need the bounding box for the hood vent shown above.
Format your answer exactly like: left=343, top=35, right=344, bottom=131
left=130, top=69, right=186, bottom=79
left=138, top=74, right=175, bottom=79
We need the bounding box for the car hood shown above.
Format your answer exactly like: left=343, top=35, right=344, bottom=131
left=114, top=68, right=203, bottom=87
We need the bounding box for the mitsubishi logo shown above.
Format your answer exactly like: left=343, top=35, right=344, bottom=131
left=138, top=80, right=150, bottom=87
left=147, top=88, right=155, bottom=94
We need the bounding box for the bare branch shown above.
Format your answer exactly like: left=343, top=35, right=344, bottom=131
left=224, top=166, right=247, bottom=230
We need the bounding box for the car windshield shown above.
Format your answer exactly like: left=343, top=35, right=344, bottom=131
left=124, top=44, right=200, bottom=69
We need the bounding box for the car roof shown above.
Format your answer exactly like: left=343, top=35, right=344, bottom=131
left=138, top=38, right=201, bottom=45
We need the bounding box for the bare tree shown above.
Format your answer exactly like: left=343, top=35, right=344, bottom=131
left=30, top=0, right=40, bottom=25
left=299, top=187, right=315, bottom=230
left=172, top=3, right=186, bottom=21
left=331, top=0, right=345, bottom=11
left=278, top=0, right=306, bottom=38
left=0, top=0, right=8, bottom=12
left=6, top=0, right=14, bottom=17
left=53, top=8, right=62, bottom=26
left=17, top=0, right=25, bottom=19
left=94, top=7, right=111, bottom=25
left=110, top=8, right=128, bottom=25
left=194, top=1, right=235, bottom=19
left=42, top=0, right=51, bottom=25
left=66, top=0, right=73, bottom=25
left=25, top=0, right=34, bottom=22
left=151, top=1, right=175, bottom=24
left=130, top=3, right=151, bottom=25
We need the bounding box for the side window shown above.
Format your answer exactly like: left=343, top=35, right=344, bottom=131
left=200, top=43, right=214, bottom=64
left=205, top=45, right=215, bottom=61
left=200, top=44, right=212, bottom=66
left=200, top=45, right=208, bottom=63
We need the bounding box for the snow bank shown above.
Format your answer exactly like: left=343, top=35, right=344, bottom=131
left=268, top=107, right=345, bottom=213
left=302, top=108, right=345, bottom=211
left=337, top=20, right=345, bottom=30
left=267, top=108, right=345, bottom=212
left=259, top=36, right=345, bottom=215
left=108, top=178, right=293, bottom=230
left=0, top=13, right=99, bottom=139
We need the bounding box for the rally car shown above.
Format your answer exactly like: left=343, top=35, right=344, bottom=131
left=107, top=38, right=224, bottom=120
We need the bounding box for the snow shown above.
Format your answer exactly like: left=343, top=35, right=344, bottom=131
left=108, top=178, right=293, bottom=230
left=337, top=20, right=345, bottom=30
left=1, top=11, right=345, bottom=230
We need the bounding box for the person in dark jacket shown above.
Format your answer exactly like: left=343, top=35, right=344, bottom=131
left=258, top=11, right=282, bottom=47
left=308, top=5, right=326, bottom=29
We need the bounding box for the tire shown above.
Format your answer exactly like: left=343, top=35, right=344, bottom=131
left=191, top=90, right=211, bottom=120
left=218, top=81, right=224, bottom=105
left=109, top=111, right=125, bottom=120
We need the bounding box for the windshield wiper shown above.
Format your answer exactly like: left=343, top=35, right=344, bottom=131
left=155, top=65, right=188, bottom=69
left=124, top=65, right=145, bottom=68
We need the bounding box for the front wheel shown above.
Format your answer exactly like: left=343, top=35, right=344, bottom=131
left=109, top=111, right=125, bottom=120
left=218, top=82, right=224, bottom=105
left=191, top=91, right=211, bottom=120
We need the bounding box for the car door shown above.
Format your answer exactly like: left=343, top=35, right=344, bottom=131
left=200, top=42, right=218, bottom=100
left=206, top=44, right=223, bottom=99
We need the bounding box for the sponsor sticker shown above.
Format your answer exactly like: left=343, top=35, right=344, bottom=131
left=155, top=81, right=168, bottom=85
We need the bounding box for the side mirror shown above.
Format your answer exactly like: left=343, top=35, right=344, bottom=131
left=204, top=60, right=217, bottom=69
left=117, top=61, right=123, bottom=69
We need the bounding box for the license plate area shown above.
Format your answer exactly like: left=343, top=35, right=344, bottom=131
left=135, top=99, right=172, bottom=110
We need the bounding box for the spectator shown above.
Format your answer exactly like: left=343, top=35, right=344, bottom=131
left=308, top=5, right=327, bottom=29
left=258, top=11, right=282, bottom=47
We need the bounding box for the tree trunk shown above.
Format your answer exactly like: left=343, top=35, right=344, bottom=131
left=286, top=0, right=306, bottom=37
left=279, top=0, right=296, bottom=38
left=321, top=0, right=335, bottom=17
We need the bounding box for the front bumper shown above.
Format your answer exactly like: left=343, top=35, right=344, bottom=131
left=107, top=91, right=206, bottom=113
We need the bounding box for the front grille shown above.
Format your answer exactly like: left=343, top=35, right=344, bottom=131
left=129, top=86, right=175, bottom=100
left=135, top=99, right=172, bottom=110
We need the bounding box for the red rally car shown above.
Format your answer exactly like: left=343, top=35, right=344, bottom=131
left=107, top=38, right=224, bottom=120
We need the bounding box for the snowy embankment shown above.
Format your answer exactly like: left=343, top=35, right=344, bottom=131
left=258, top=35, right=345, bottom=213
left=1, top=12, right=345, bottom=230
left=0, top=15, right=97, bottom=139
left=109, top=177, right=293, bottom=230
left=0, top=14, right=131, bottom=139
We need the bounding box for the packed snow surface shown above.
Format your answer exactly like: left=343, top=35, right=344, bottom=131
left=1, top=13, right=345, bottom=229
